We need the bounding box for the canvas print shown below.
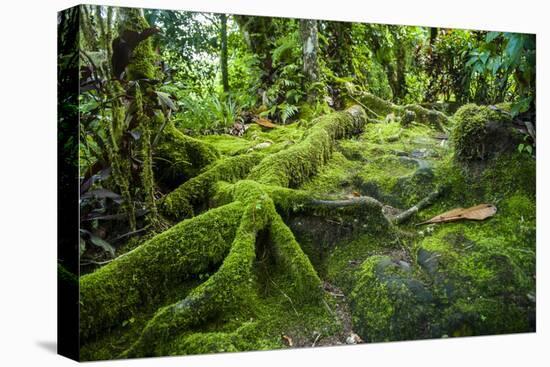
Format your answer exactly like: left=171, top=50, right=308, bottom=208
left=57, top=4, right=536, bottom=361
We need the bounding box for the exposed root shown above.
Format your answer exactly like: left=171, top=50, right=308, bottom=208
left=310, top=196, right=383, bottom=209
left=121, top=181, right=322, bottom=357
left=248, top=105, right=367, bottom=187
left=392, top=188, right=442, bottom=224
left=154, top=122, right=220, bottom=188
left=80, top=202, right=244, bottom=341
left=358, top=91, right=450, bottom=131
left=161, top=153, right=264, bottom=220
left=304, top=188, right=442, bottom=226
left=80, top=104, right=424, bottom=358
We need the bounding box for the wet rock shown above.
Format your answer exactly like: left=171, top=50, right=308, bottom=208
left=417, top=248, right=439, bottom=275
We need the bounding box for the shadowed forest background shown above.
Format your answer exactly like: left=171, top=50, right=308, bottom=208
left=57, top=5, right=535, bottom=360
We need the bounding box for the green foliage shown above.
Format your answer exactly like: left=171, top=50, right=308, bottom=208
left=425, top=29, right=472, bottom=102
left=173, top=92, right=242, bottom=131
left=466, top=32, right=535, bottom=114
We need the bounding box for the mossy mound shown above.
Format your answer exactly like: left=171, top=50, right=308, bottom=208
left=350, top=255, right=435, bottom=342
left=451, top=104, right=518, bottom=161
left=415, top=191, right=535, bottom=336
left=342, top=150, right=536, bottom=341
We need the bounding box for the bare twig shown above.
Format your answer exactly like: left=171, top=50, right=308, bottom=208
left=269, top=278, right=299, bottom=316
left=312, top=332, right=321, bottom=347
left=113, top=225, right=151, bottom=242
left=393, top=188, right=442, bottom=225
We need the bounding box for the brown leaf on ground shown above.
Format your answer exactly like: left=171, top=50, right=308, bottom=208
left=254, top=116, right=277, bottom=128
left=417, top=204, right=497, bottom=225
left=281, top=334, right=293, bottom=347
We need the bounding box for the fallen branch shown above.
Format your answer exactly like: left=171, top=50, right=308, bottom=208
left=392, top=188, right=442, bottom=224
left=309, top=196, right=383, bottom=209
left=306, top=188, right=443, bottom=226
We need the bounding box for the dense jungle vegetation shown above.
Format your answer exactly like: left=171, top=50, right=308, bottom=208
left=58, top=5, right=536, bottom=360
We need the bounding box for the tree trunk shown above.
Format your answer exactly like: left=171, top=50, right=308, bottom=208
left=220, top=14, right=229, bottom=93
left=300, top=19, right=319, bottom=97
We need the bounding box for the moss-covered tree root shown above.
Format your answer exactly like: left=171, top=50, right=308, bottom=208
left=358, top=91, right=450, bottom=131
left=122, top=181, right=322, bottom=357
left=81, top=106, right=371, bottom=358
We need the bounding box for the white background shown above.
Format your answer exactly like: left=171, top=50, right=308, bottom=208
left=0, top=0, right=547, bottom=366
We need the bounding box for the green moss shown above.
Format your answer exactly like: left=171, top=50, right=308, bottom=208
left=248, top=106, right=367, bottom=187
left=161, top=153, right=263, bottom=219
left=451, top=104, right=513, bottom=161
left=358, top=155, right=417, bottom=193
left=80, top=202, right=244, bottom=341
left=267, top=213, right=323, bottom=303
left=199, top=134, right=256, bottom=156
left=119, top=8, right=158, bottom=81
left=325, top=234, right=397, bottom=293
left=359, top=92, right=450, bottom=130
left=360, top=92, right=400, bottom=116
left=415, top=192, right=535, bottom=336
left=299, top=151, right=359, bottom=196
left=350, top=255, right=434, bottom=342
left=81, top=93, right=535, bottom=358
left=155, top=123, right=220, bottom=187
left=403, top=103, right=450, bottom=130
left=120, top=180, right=326, bottom=357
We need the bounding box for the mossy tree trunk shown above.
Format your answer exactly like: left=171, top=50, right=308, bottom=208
left=300, top=19, right=319, bottom=102
left=220, top=14, right=229, bottom=93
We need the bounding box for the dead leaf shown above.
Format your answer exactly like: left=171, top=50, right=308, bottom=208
left=352, top=191, right=361, bottom=197
left=417, top=204, right=497, bottom=225
left=253, top=117, right=277, bottom=129
left=281, top=334, right=293, bottom=347
left=345, top=332, right=363, bottom=344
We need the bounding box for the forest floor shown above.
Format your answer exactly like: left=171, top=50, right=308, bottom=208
left=79, top=102, right=535, bottom=360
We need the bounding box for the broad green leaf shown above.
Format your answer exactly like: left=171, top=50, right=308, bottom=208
left=155, top=91, right=177, bottom=111
left=89, top=234, right=116, bottom=257
left=480, top=52, right=490, bottom=65
left=486, top=31, right=501, bottom=42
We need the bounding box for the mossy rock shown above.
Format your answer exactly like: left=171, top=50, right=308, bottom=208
left=451, top=104, right=518, bottom=161
left=416, top=218, right=535, bottom=336
left=350, top=255, right=435, bottom=342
